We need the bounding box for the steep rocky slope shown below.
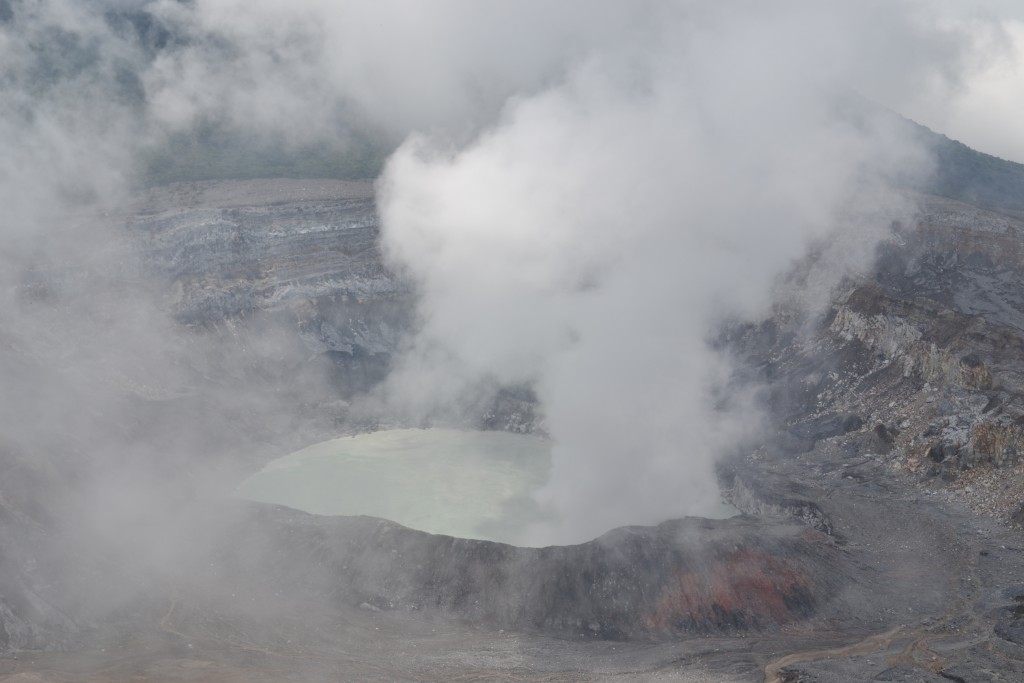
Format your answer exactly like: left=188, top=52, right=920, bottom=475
left=733, top=194, right=1024, bottom=524
left=126, top=179, right=412, bottom=398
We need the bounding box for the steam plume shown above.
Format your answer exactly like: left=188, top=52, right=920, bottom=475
left=374, top=3, right=965, bottom=543
left=0, top=0, right=1020, bottom=559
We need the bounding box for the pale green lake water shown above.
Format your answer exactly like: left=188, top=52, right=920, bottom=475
left=235, top=428, right=554, bottom=545
left=235, top=427, right=738, bottom=546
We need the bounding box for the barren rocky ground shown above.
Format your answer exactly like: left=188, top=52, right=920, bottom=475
left=0, top=178, right=1023, bottom=682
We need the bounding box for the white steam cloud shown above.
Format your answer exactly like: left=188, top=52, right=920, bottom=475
left=0, top=0, right=1020, bottom=554
left=375, top=2, right=947, bottom=544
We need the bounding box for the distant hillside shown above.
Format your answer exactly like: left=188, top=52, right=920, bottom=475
left=838, top=93, right=1024, bottom=219
left=910, top=120, right=1024, bottom=219
left=102, top=7, right=396, bottom=187
left=139, top=108, right=1024, bottom=209
left=139, top=122, right=393, bottom=187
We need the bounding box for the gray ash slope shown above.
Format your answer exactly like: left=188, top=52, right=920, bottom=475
left=127, top=179, right=412, bottom=396
left=0, top=133, right=1023, bottom=681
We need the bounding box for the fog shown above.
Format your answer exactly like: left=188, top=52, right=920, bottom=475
left=0, top=0, right=1020, bottom=607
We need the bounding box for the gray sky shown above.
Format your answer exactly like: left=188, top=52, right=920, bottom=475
left=889, top=1, right=1024, bottom=162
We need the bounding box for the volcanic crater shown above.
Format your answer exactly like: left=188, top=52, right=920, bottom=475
left=2, top=174, right=1024, bottom=682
